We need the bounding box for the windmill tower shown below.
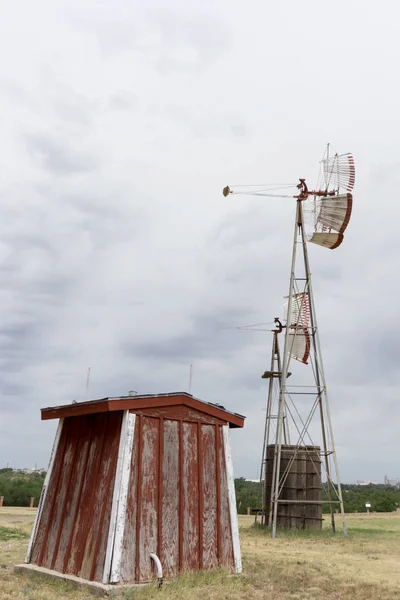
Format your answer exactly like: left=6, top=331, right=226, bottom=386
left=223, top=147, right=355, bottom=537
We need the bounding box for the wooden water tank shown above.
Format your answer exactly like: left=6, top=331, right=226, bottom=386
left=21, top=393, right=245, bottom=589
left=264, top=444, right=322, bottom=530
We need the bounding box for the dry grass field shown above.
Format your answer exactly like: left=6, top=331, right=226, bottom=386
left=1, top=507, right=400, bottom=599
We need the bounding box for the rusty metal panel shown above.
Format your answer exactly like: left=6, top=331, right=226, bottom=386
left=218, top=426, right=234, bottom=569
left=137, top=416, right=159, bottom=582
left=161, top=420, right=179, bottom=578
left=182, top=422, right=199, bottom=571
left=120, top=417, right=139, bottom=583
left=200, top=424, right=218, bottom=570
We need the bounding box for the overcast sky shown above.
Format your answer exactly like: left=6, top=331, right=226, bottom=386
left=0, top=0, right=399, bottom=483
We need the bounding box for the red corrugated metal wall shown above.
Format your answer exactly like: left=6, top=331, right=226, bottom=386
left=30, top=411, right=122, bottom=581
left=120, top=411, right=234, bottom=583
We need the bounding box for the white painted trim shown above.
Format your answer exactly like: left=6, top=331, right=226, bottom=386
left=222, top=425, right=242, bottom=574
left=102, top=410, right=135, bottom=584
left=110, top=413, right=136, bottom=583
left=25, top=418, right=64, bottom=563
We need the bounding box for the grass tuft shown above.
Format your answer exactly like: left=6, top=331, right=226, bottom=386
left=0, top=526, right=30, bottom=542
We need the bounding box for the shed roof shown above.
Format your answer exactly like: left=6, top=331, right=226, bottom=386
left=41, top=392, right=245, bottom=428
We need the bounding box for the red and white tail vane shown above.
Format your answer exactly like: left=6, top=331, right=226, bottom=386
left=288, top=292, right=310, bottom=327
left=288, top=326, right=311, bottom=365
left=284, top=292, right=311, bottom=364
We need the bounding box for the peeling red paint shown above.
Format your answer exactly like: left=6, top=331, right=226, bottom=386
left=29, top=396, right=244, bottom=584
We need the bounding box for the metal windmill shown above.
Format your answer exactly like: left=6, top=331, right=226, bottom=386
left=223, top=146, right=355, bottom=537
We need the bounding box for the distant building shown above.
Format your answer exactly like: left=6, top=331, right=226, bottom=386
left=356, top=479, right=378, bottom=486
left=384, top=475, right=400, bottom=487
left=13, top=468, right=45, bottom=475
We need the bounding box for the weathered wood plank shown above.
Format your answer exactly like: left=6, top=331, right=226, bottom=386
left=120, top=417, right=139, bottom=583
left=78, top=412, right=121, bottom=581
left=138, top=416, right=159, bottom=582
left=161, top=420, right=179, bottom=578
left=30, top=418, right=69, bottom=566
left=215, top=424, right=221, bottom=565
left=157, top=418, right=164, bottom=570
left=178, top=420, right=184, bottom=571
left=65, top=413, right=108, bottom=576
left=222, top=425, right=242, bottom=574
left=26, top=418, right=64, bottom=564
left=53, top=414, right=93, bottom=573
left=201, top=425, right=218, bottom=570
left=218, top=426, right=234, bottom=570
left=135, top=415, right=143, bottom=581
left=197, top=422, right=203, bottom=569
left=182, top=422, right=199, bottom=572
left=91, top=412, right=123, bottom=582
left=40, top=417, right=81, bottom=569
left=108, top=412, right=136, bottom=584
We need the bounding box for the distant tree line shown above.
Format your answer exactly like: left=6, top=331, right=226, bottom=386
left=234, top=477, right=400, bottom=514
left=1, top=469, right=399, bottom=513
left=0, top=468, right=46, bottom=506
left=334, top=484, right=400, bottom=514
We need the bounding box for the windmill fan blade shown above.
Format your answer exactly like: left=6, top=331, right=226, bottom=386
left=316, top=193, right=353, bottom=234
left=304, top=152, right=354, bottom=250
left=308, top=232, right=344, bottom=249
left=322, top=153, right=355, bottom=193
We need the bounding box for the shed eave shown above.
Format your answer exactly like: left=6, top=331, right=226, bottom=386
left=41, top=392, right=245, bottom=428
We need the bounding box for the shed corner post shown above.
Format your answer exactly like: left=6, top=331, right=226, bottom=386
left=222, top=425, right=242, bottom=574
left=102, top=410, right=136, bottom=585
left=25, top=417, right=65, bottom=564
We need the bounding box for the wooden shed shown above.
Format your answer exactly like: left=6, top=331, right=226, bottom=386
left=22, top=392, right=245, bottom=590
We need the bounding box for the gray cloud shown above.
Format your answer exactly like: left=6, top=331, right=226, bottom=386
left=24, top=133, right=99, bottom=175
left=122, top=308, right=258, bottom=364
left=73, top=4, right=231, bottom=73
left=108, top=91, right=137, bottom=111
left=0, top=0, right=398, bottom=484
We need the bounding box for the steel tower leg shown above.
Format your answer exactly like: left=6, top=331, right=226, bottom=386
left=271, top=202, right=300, bottom=539
left=260, top=332, right=277, bottom=526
